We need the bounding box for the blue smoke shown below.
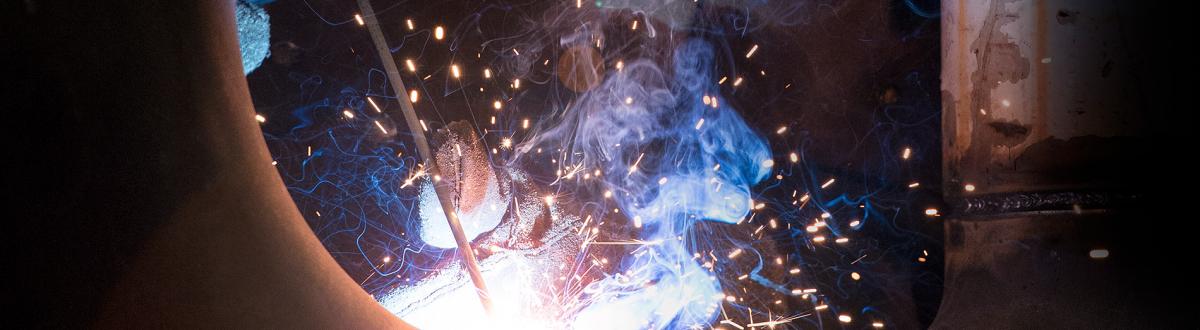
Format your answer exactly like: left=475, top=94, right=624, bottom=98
left=519, top=38, right=771, bottom=329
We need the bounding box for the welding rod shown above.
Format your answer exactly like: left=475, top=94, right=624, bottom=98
left=354, top=0, right=494, bottom=315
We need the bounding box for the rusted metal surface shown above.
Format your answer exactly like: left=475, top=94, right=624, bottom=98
left=941, top=0, right=1146, bottom=198
left=936, top=0, right=1167, bottom=328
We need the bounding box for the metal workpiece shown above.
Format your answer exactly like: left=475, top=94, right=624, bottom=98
left=936, top=0, right=1165, bottom=328
left=941, top=0, right=1149, bottom=198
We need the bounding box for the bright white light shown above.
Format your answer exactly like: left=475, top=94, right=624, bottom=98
left=380, top=254, right=557, bottom=330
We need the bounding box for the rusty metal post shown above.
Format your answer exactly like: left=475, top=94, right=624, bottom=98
left=936, top=0, right=1168, bottom=328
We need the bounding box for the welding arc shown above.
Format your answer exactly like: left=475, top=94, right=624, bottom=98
left=354, top=0, right=495, bottom=315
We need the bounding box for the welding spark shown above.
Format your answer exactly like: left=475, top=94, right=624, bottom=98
left=745, top=45, right=759, bottom=58
left=367, top=96, right=382, bottom=112
left=278, top=6, right=921, bottom=329
left=373, top=120, right=387, bottom=134
left=627, top=152, right=645, bottom=175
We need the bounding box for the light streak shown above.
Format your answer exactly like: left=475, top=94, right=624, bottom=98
left=746, top=314, right=805, bottom=328
left=373, top=120, right=387, bottom=134
left=367, top=96, right=382, bottom=112
left=727, top=248, right=743, bottom=259
left=627, top=152, right=645, bottom=175
left=745, top=45, right=759, bottom=58
left=587, top=239, right=665, bottom=247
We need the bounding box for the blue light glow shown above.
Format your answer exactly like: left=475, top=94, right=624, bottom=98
left=514, top=39, right=771, bottom=329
